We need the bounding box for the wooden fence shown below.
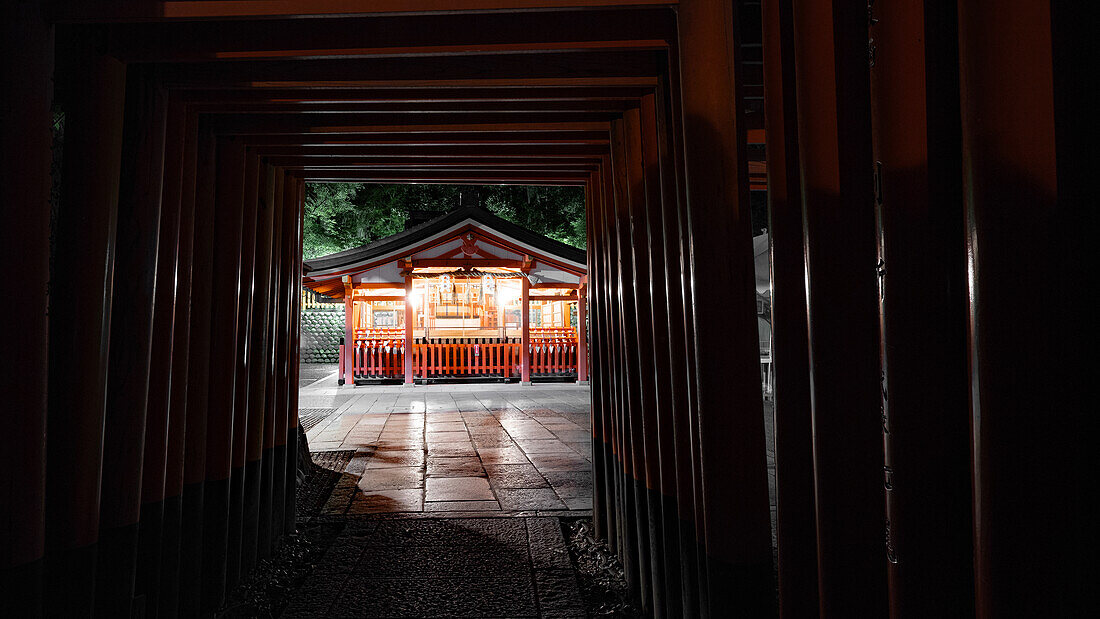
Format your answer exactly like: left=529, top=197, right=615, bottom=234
left=340, top=339, right=405, bottom=380
left=529, top=336, right=579, bottom=375
left=412, top=341, right=521, bottom=379
left=338, top=336, right=579, bottom=381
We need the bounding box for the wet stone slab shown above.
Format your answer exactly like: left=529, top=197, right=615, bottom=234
left=301, top=383, right=592, bottom=516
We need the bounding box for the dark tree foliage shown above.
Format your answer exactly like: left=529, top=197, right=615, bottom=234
left=302, top=183, right=585, bottom=259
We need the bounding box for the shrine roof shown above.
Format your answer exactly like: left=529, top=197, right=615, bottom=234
left=303, top=206, right=586, bottom=276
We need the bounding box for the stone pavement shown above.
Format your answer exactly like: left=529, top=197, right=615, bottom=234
left=281, top=517, right=586, bottom=618
left=299, top=368, right=594, bottom=516
left=277, top=366, right=595, bottom=617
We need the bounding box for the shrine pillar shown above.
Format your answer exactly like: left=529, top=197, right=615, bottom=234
left=577, top=284, right=588, bottom=383
left=342, top=276, right=354, bottom=385
left=520, top=275, right=531, bottom=384
left=404, top=273, right=414, bottom=384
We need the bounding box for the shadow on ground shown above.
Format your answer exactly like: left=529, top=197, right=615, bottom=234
left=219, top=453, right=616, bottom=618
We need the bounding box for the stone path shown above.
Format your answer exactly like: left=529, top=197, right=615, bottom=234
left=281, top=367, right=595, bottom=617
left=281, top=517, right=586, bottom=618
left=300, top=373, right=593, bottom=516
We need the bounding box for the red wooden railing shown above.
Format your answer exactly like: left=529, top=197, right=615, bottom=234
left=529, top=336, right=579, bottom=375
left=351, top=338, right=405, bottom=379
left=341, top=335, right=580, bottom=381
left=412, top=341, right=520, bottom=379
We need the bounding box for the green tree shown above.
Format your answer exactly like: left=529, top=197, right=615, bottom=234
left=302, top=182, right=585, bottom=258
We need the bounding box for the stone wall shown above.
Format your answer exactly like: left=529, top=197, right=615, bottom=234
left=300, top=306, right=344, bottom=363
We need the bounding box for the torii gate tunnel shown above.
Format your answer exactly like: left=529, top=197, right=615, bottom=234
left=0, top=1, right=1087, bottom=618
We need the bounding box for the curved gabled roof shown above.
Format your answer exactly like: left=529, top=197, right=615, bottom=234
left=303, top=206, right=587, bottom=275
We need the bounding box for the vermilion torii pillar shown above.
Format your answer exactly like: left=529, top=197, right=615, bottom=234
left=242, top=160, right=277, bottom=577
left=676, top=0, right=774, bottom=614
left=226, top=148, right=260, bottom=591
left=258, top=166, right=285, bottom=560
left=136, top=95, right=185, bottom=618
left=1, top=4, right=52, bottom=613
left=869, top=0, right=974, bottom=615
left=958, top=0, right=1085, bottom=614
left=202, top=138, right=247, bottom=612
left=180, top=128, right=218, bottom=616
left=284, top=178, right=305, bottom=537
left=45, top=32, right=127, bottom=617
left=159, top=107, right=200, bottom=619
left=791, top=0, right=887, bottom=615
left=96, top=64, right=168, bottom=616
left=762, top=0, right=819, bottom=615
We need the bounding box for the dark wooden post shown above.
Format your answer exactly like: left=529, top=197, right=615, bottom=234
left=201, top=138, right=246, bottom=612
left=676, top=1, right=776, bottom=614
left=587, top=167, right=614, bottom=547
left=158, top=108, right=200, bottom=619
left=790, top=0, right=887, bottom=615
left=958, top=0, right=1085, bottom=614
left=285, top=177, right=305, bottom=535
left=623, top=106, right=668, bottom=617
left=271, top=169, right=296, bottom=543
left=44, top=31, right=127, bottom=616
left=761, top=0, right=819, bottom=615
left=242, top=161, right=277, bottom=575
left=602, top=150, right=630, bottom=584
left=638, top=93, right=684, bottom=615
left=0, top=4, right=53, bottom=613
left=609, top=119, right=649, bottom=605
left=135, top=96, right=186, bottom=617
left=226, top=149, right=259, bottom=590
left=596, top=155, right=624, bottom=562
left=654, top=64, right=705, bottom=617
left=96, top=63, right=167, bottom=617
left=867, top=1, right=974, bottom=616
left=259, top=168, right=285, bottom=559
left=179, top=128, right=218, bottom=616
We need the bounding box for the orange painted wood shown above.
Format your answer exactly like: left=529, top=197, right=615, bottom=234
left=403, top=276, right=414, bottom=383
left=56, top=0, right=678, bottom=22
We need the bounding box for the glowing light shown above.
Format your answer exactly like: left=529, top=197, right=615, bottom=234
left=498, top=285, right=519, bottom=305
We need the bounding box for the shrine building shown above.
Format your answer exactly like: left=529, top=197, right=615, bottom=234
left=302, top=206, right=588, bottom=385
